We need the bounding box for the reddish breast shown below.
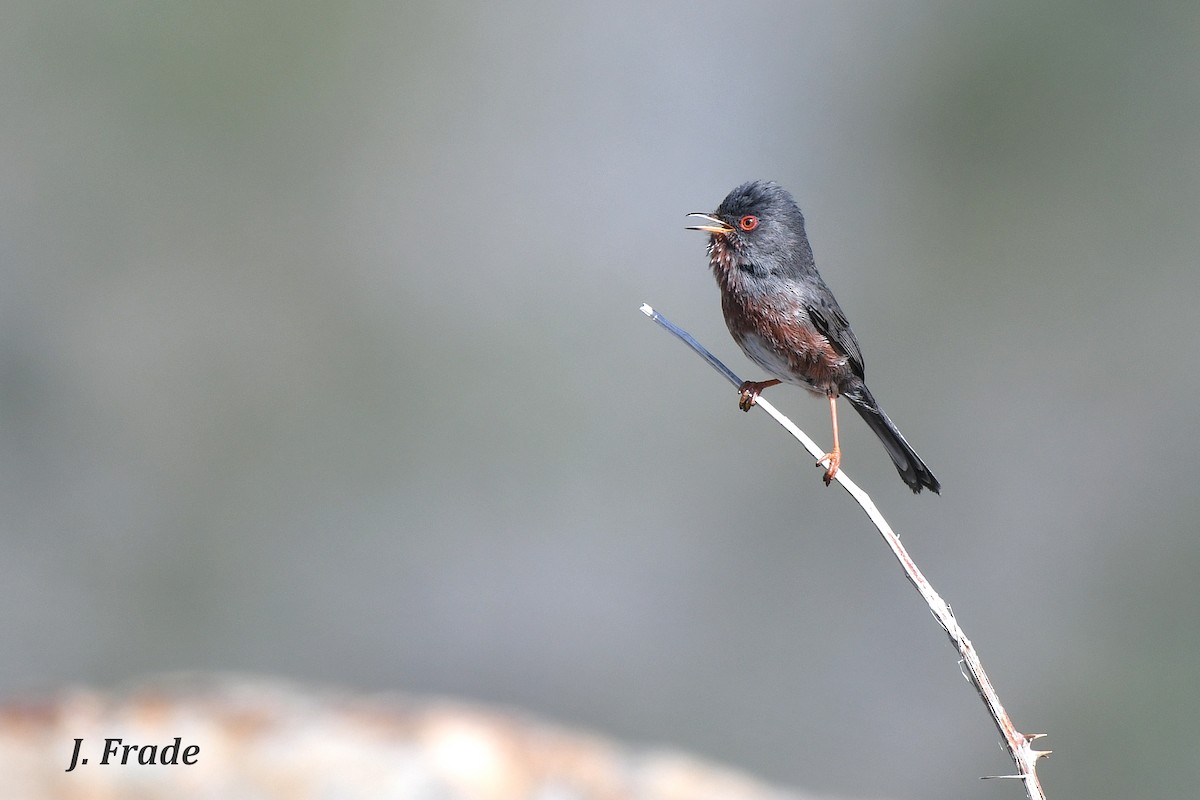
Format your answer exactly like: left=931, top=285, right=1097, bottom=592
left=717, top=274, right=846, bottom=395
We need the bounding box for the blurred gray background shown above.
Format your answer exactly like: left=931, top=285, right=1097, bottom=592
left=3, top=2, right=1198, bottom=799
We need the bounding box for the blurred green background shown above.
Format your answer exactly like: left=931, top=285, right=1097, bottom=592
left=3, top=2, right=1198, bottom=798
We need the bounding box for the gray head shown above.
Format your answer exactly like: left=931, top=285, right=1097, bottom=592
left=687, top=180, right=814, bottom=276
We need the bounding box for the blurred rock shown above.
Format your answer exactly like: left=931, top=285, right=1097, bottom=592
left=0, top=675, right=838, bottom=800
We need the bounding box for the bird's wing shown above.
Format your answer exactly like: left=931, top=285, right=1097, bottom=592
left=806, top=298, right=865, bottom=380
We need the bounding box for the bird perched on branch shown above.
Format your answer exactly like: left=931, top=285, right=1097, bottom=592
left=688, top=180, right=940, bottom=494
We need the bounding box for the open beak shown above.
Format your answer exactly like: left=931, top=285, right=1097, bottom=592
left=685, top=212, right=734, bottom=235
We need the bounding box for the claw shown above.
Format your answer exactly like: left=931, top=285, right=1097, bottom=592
left=737, top=384, right=757, bottom=411
left=736, top=379, right=780, bottom=412
left=818, top=448, right=841, bottom=486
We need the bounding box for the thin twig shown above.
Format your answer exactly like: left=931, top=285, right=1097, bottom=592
left=640, top=303, right=1050, bottom=800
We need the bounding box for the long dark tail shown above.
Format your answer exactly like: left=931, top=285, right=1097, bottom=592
left=843, top=386, right=940, bottom=494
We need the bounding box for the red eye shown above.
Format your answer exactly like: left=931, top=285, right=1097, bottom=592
left=739, top=215, right=759, bottom=231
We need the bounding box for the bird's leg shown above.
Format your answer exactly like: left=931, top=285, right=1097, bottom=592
left=818, top=394, right=842, bottom=485
left=737, top=379, right=781, bottom=411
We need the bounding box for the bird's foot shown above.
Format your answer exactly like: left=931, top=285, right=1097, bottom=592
left=817, top=448, right=841, bottom=486
left=737, top=379, right=780, bottom=412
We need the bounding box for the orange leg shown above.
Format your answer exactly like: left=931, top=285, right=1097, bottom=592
left=737, top=379, right=781, bottom=411
left=819, top=394, right=842, bottom=486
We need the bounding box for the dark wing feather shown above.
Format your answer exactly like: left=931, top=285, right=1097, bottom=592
left=806, top=299, right=865, bottom=380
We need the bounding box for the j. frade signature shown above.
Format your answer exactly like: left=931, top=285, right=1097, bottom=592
left=66, top=737, right=198, bottom=772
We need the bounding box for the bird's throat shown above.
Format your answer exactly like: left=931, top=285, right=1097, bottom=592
left=708, top=236, right=759, bottom=295
left=707, top=236, right=740, bottom=278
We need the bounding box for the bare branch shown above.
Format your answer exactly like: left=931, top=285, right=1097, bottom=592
left=640, top=303, right=1050, bottom=800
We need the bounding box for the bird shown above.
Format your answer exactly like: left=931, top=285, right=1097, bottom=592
left=687, top=180, right=940, bottom=494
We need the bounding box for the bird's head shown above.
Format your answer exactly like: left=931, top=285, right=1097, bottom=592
left=687, top=180, right=812, bottom=273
